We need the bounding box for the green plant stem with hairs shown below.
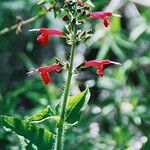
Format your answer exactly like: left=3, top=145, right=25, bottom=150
left=55, top=1, right=79, bottom=149
left=55, top=26, right=77, bottom=149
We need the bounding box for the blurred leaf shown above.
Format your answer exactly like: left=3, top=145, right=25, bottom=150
left=113, top=126, right=131, bottom=148
left=84, top=0, right=95, bottom=7
left=111, top=39, right=126, bottom=61
left=65, top=88, right=90, bottom=124
left=0, top=116, right=54, bottom=150
left=17, top=52, right=36, bottom=70
left=54, top=7, right=61, bottom=18
left=111, top=16, right=121, bottom=33
left=129, top=22, right=146, bottom=41
left=98, top=76, right=121, bottom=90
left=97, top=36, right=111, bottom=59
left=37, top=0, right=46, bottom=5
left=28, top=105, right=55, bottom=122
left=37, top=7, right=47, bottom=16
left=131, top=0, right=150, bottom=6
left=49, top=0, right=55, bottom=5
left=115, top=35, right=137, bottom=49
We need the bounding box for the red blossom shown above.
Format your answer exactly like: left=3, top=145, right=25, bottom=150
left=27, top=63, right=62, bottom=85
left=37, top=33, right=49, bottom=46
left=77, top=0, right=83, bottom=6
left=29, top=28, right=63, bottom=46
left=85, top=6, right=91, bottom=10
left=62, top=15, right=69, bottom=21
left=84, top=60, right=121, bottom=76
left=89, top=11, right=121, bottom=27
left=89, top=11, right=113, bottom=27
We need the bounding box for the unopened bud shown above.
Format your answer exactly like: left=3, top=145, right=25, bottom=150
left=77, top=0, right=83, bottom=6
left=84, top=6, right=91, bottom=10
left=72, top=18, right=76, bottom=24
left=82, top=11, right=86, bottom=16
left=77, top=9, right=81, bottom=13
left=62, top=15, right=69, bottom=21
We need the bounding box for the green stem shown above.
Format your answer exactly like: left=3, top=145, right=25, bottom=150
left=55, top=41, right=76, bottom=150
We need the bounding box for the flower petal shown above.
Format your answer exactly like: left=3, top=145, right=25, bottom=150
left=40, top=28, right=63, bottom=36
left=40, top=72, right=51, bottom=85
left=96, top=66, right=104, bottom=77
left=103, top=17, right=110, bottom=27
left=37, top=34, right=49, bottom=46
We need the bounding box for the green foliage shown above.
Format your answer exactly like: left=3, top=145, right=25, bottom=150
left=0, top=116, right=54, bottom=150
left=65, top=88, right=90, bottom=124
left=29, top=105, right=55, bottom=122
left=1, top=0, right=150, bottom=149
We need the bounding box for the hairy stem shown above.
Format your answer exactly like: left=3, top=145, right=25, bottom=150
left=55, top=1, right=78, bottom=149
left=55, top=41, right=76, bottom=150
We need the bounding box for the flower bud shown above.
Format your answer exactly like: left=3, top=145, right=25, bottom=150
left=72, top=18, right=76, bottom=24
left=82, top=11, right=86, bottom=16
left=84, top=6, right=91, bottom=10
left=62, top=15, right=69, bottom=21
left=77, top=9, right=81, bottom=13
left=77, top=0, right=83, bottom=6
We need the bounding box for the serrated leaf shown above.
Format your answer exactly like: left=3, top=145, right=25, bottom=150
left=65, top=88, right=90, bottom=124
left=29, top=105, right=55, bottom=122
left=0, top=116, right=54, bottom=150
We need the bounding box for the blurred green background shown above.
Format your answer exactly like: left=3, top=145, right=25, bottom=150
left=0, top=0, right=150, bottom=149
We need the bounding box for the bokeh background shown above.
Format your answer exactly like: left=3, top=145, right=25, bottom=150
left=0, top=0, right=150, bottom=149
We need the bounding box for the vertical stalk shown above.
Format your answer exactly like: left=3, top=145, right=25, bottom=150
left=55, top=1, right=78, bottom=148
left=55, top=41, right=76, bottom=150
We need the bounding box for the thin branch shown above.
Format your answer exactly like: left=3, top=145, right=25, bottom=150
left=0, top=16, right=40, bottom=36
left=0, top=5, right=55, bottom=36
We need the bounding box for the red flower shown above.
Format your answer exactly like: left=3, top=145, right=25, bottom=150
left=77, top=0, right=83, bottom=6
left=29, top=28, right=63, bottom=46
left=89, top=11, right=121, bottom=27
left=84, top=60, right=121, bottom=76
left=27, top=63, right=63, bottom=85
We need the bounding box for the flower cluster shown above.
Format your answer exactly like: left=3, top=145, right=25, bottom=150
left=28, top=0, right=121, bottom=85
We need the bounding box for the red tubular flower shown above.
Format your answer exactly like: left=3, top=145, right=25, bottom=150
left=89, top=11, right=112, bottom=27
left=29, top=28, right=64, bottom=46
left=37, top=33, right=49, bottom=46
left=89, top=11, right=121, bottom=27
left=84, top=60, right=121, bottom=76
left=27, top=63, right=62, bottom=85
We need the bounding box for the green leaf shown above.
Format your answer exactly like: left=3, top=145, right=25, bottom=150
left=84, top=0, right=95, bottom=7
left=96, top=36, right=111, bottom=60
left=37, top=7, right=47, bottom=16
left=29, top=105, right=55, bottom=122
left=37, top=0, right=46, bottom=5
left=54, top=7, right=61, bottom=18
left=48, top=0, right=55, bottom=5
left=111, top=40, right=126, bottom=61
left=111, top=16, right=121, bottom=33
left=65, top=88, right=90, bottom=124
left=0, top=116, right=54, bottom=150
